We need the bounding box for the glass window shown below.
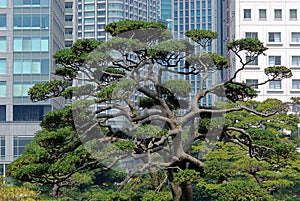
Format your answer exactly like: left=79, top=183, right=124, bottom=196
left=23, top=14, right=31, bottom=27
left=0, top=37, right=6, bottom=52
left=32, top=60, right=41, bottom=73
left=41, top=38, right=49, bottom=51
left=13, top=136, right=34, bottom=159
left=41, top=59, right=49, bottom=74
left=32, top=14, right=40, bottom=27
left=41, top=0, right=49, bottom=6
left=245, top=32, right=258, bottom=39
left=246, top=79, right=258, bottom=89
left=13, top=60, right=22, bottom=74
left=292, top=79, right=300, bottom=89
left=274, top=9, right=282, bottom=19
left=0, top=106, right=5, bottom=121
left=0, top=59, right=6, bottom=74
left=0, top=14, right=7, bottom=28
left=14, top=14, right=22, bottom=28
left=32, top=0, right=40, bottom=5
left=268, top=32, right=281, bottom=42
left=246, top=56, right=258, bottom=65
left=84, top=4, right=95, bottom=10
left=292, top=56, right=300, bottom=66
left=32, top=38, right=41, bottom=51
left=84, top=11, right=95, bottom=17
left=0, top=0, right=6, bottom=7
left=290, top=9, right=297, bottom=20
left=13, top=105, right=51, bottom=121
left=13, top=83, right=22, bottom=96
left=14, top=0, right=22, bottom=6
left=0, top=136, right=5, bottom=160
left=259, top=9, right=267, bottom=19
left=41, top=14, right=49, bottom=28
left=269, top=80, right=281, bottom=89
left=14, top=38, right=22, bottom=51
left=84, top=18, right=95, bottom=24
left=292, top=32, right=300, bottom=42
left=244, top=9, right=251, bottom=19
left=0, top=82, right=6, bottom=97
left=23, top=60, right=31, bottom=73
left=269, top=56, right=281, bottom=65
left=23, top=37, right=32, bottom=51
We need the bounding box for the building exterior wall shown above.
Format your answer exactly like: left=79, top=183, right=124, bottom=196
left=65, top=0, right=78, bottom=48
left=229, top=0, right=300, bottom=103
left=0, top=0, right=65, bottom=176
left=171, top=0, right=226, bottom=107
left=77, top=0, right=158, bottom=41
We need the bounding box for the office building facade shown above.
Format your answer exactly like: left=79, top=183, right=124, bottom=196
left=170, top=0, right=227, bottom=107
left=0, top=0, right=65, bottom=176
left=77, top=0, right=158, bottom=41
left=65, top=0, right=78, bottom=47
left=228, top=0, right=300, bottom=104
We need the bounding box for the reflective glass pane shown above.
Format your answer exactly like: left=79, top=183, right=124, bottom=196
left=23, top=14, right=31, bottom=27
left=41, top=59, right=49, bottom=74
left=23, top=38, right=31, bottom=51
left=31, top=38, right=40, bottom=51
left=41, top=38, right=48, bottom=51
left=32, top=14, right=40, bottom=27
left=0, top=0, right=6, bottom=7
left=0, top=59, right=6, bottom=74
left=0, top=82, right=6, bottom=97
left=13, top=60, right=22, bottom=74
left=32, top=60, right=41, bottom=73
left=23, top=60, right=31, bottom=73
left=41, top=14, right=49, bottom=28
left=0, top=14, right=6, bottom=28
left=13, top=84, right=22, bottom=96
left=0, top=37, right=6, bottom=52
left=14, top=14, right=22, bottom=28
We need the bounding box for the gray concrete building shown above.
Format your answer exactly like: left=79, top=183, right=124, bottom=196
left=0, top=0, right=65, bottom=176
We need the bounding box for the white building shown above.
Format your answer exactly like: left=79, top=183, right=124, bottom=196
left=228, top=0, right=300, bottom=103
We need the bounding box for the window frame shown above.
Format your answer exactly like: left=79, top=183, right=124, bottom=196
left=245, top=56, right=258, bottom=65
left=290, top=9, right=297, bottom=20
left=291, top=32, right=300, bottom=43
left=269, top=56, right=281, bottom=66
left=259, top=9, right=267, bottom=20
left=245, top=32, right=258, bottom=39
left=274, top=9, right=282, bottom=20
left=243, top=9, right=251, bottom=19
left=268, top=32, right=281, bottom=43
left=269, top=80, right=282, bottom=90
left=246, top=79, right=259, bottom=89
left=292, top=79, right=300, bottom=89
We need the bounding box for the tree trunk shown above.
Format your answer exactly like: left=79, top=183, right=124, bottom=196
left=170, top=180, right=182, bottom=201
left=52, top=183, right=60, bottom=199
left=167, top=170, right=193, bottom=201
left=181, top=182, right=193, bottom=201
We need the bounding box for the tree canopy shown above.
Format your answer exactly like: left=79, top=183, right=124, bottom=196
left=7, top=20, right=299, bottom=200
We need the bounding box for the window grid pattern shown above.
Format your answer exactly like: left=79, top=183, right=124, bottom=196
left=292, top=79, right=300, bottom=89
left=269, top=80, right=282, bottom=89
left=13, top=136, right=34, bottom=159
left=292, top=32, right=300, bottom=42
left=268, top=32, right=281, bottom=42
left=292, top=56, right=300, bottom=66
left=246, top=79, right=258, bottom=89
left=269, top=56, right=281, bottom=66
left=0, top=136, right=4, bottom=161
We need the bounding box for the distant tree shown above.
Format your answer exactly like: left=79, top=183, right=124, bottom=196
left=8, top=20, right=296, bottom=200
